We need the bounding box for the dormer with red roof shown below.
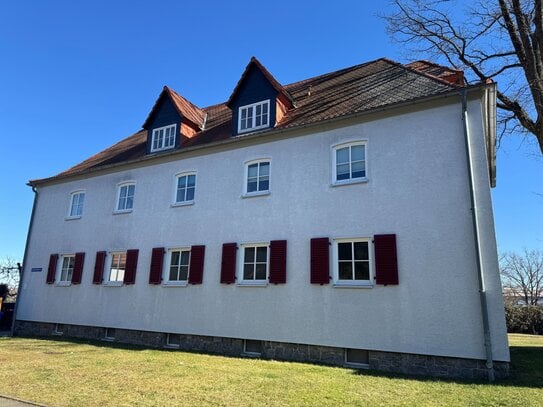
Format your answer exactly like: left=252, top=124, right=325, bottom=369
left=227, top=57, right=294, bottom=137
left=142, top=86, right=205, bottom=154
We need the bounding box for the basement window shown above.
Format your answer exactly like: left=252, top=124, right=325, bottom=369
left=244, top=339, right=262, bottom=356
left=166, top=333, right=181, bottom=348
left=53, top=323, right=64, bottom=335
left=345, top=348, right=369, bottom=367
left=104, top=328, right=116, bottom=341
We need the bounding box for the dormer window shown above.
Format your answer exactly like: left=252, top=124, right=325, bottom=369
left=238, top=100, right=270, bottom=133
left=151, top=124, right=176, bottom=152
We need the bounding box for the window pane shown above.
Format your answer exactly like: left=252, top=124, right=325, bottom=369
left=178, top=176, right=187, bottom=188
left=256, top=247, right=267, bottom=262
left=338, top=242, right=352, bottom=261
left=256, top=115, right=262, bottom=126
left=259, top=179, right=269, bottom=191
left=176, top=188, right=185, bottom=203
left=255, top=264, right=267, bottom=280
left=243, top=263, right=254, bottom=280
left=338, top=262, right=353, bottom=280
left=247, top=180, right=258, bottom=193
left=127, top=185, right=135, bottom=197
left=355, top=262, right=370, bottom=280
left=78, top=193, right=85, bottom=205
left=186, top=187, right=195, bottom=201
left=241, top=108, right=247, bottom=120
left=169, top=266, right=179, bottom=281
left=248, top=164, right=258, bottom=178
left=179, top=266, right=189, bottom=281
left=245, top=247, right=255, bottom=262
left=180, top=251, right=190, bottom=266
left=354, top=242, right=369, bottom=260
left=262, top=103, right=268, bottom=114
left=351, top=145, right=365, bottom=161
left=120, top=186, right=127, bottom=199
left=336, top=164, right=350, bottom=180
left=187, top=175, right=196, bottom=187
left=336, top=147, right=349, bottom=164
left=170, top=251, right=180, bottom=267
left=351, top=160, right=366, bottom=178
left=259, top=162, right=270, bottom=176
left=256, top=104, right=262, bottom=115
left=125, top=196, right=133, bottom=209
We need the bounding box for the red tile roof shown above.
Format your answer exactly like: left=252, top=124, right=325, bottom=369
left=31, top=57, right=464, bottom=185
left=405, top=60, right=465, bottom=86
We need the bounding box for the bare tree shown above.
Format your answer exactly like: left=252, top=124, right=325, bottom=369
left=0, top=257, right=21, bottom=302
left=385, top=0, right=543, bottom=155
left=500, top=249, right=543, bottom=305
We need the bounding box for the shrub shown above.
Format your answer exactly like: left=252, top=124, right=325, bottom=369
left=505, top=305, right=543, bottom=335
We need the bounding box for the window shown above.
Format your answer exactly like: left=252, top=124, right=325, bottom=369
left=174, top=173, right=196, bottom=204
left=245, top=160, right=270, bottom=195
left=238, top=100, right=270, bottom=133
left=333, top=142, right=367, bottom=184
left=108, top=252, right=126, bottom=283
left=333, top=238, right=372, bottom=286
left=104, top=328, right=115, bottom=340
left=240, top=244, right=268, bottom=284
left=345, top=349, right=369, bottom=366
left=116, top=183, right=135, bottom=212
left=166, top=333, right=181, bottom=348
left=244, top=339, right=262, bottom=356
left=58, top=255, right=75, bottom=284
left=151, top=124, right=176, bottom=152
left=53, top=323, right=64, bottom=335
left=166, top=248, right=191, bottom=284
left=68, top=191, right=85, bottom=218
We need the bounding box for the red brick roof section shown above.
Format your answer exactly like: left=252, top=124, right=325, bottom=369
left=30, top=57, right=463, bottom=185
left=142, top=86, right=206, bottom=129
left=406, top=60, right=465, bottom=86
left=226, top=56, right=295, bottom=108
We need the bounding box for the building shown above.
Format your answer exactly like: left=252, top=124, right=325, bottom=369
left=15, top=57, right=509, bottom=379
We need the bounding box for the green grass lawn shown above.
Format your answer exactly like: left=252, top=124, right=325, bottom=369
left=0, top=334, right=541, bottom=407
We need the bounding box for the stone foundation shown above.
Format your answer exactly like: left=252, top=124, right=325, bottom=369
left=14, top=320, right=508, bottom=380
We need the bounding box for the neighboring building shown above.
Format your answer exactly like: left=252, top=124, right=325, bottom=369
left=15, top=57, right=509, bottom=379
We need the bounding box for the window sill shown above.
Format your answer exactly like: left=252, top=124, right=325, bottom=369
left=162, top=281, right=188, bottom=287
left=171, top=201, right=194, bottom=208
left=237, top=281, right=268, bottom=287
left=333, top=282, right=373, bottom=289
left=241, top=191, right=270, bottom=199
left=102, top=337, right=115, bottom=342
left=103, top=281, right=123, bottom=287
left=331, top=178, right=368, bottom=187
left=55, top=282, right=72, bottom=287
left=113, top=209, right=133, bottom=215
left=150, top=146, right=175, bottom=154
left=164, top=344, right=180, bottom=349
left=65, top=215, right=82, bottom=221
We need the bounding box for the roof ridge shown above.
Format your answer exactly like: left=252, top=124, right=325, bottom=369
left=166, top=86, right=205, bottom=116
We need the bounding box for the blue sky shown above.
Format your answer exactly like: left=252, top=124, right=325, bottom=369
left=0, top=1, right=541, bottom=262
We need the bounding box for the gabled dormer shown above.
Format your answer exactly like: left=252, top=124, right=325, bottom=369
left=143, top=86, right=205, bottom=154
left=227, top=57, right=294, bottom=136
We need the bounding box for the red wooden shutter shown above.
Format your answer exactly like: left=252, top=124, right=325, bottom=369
left=149, top=247, right=164, bottom=285
left=93, top=251, right=106, bottom=284
left=269, top=240, right=287, bottom=284
left=374, top=234, right=399, bottom=285
left=71, top=252, right=85, bottom=284
left=46, top=254, right=58, bottom=284
left=310, top=238, right=330, bottom=284
left=188, top=245, right=205, bottom=284
left=124, top=249, right=139, bottom=285
left=220, top=243, right=237, bottom=284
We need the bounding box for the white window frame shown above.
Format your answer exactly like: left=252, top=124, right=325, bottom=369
left=166, top=333, right=181, bottom=348
left=332, top=237, right=373, bottom=287
left=53, top=323, right=64, bottom=336
left=115, top=182, right=135, bottom=213
left=163, top=247, right=191, bottom=286
left=243, top=159, right=271, bottom=197
left=67, top=190, right=85, bottom=219
left=56, top=254, right=75, bottom=286
left=238, top=100, right=270, bottom=134
left=331, top=141, right=368, bottom=186
left=151, top=124, right=177, bottom=152
left=104, top=251, right=126, bottom=286
left=172, top=172, right=197, bottom=206
left=238, top=243, right=269, bottom=286
left=104, top=327, right=115, bottom=341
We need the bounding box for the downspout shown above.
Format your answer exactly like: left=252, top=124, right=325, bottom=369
left=460, top=89, right=495, bottom=382
left=11, top=185, right=39, bottom=336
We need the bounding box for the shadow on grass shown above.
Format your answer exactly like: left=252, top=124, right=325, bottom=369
left=7, top=335, right=543, bottom=389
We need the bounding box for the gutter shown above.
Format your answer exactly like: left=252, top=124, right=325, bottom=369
left=460, top=89, right=495, bottom=382
left=29, top=83, right=492, bottom=187
left=11, top=186, right=39, bottom=336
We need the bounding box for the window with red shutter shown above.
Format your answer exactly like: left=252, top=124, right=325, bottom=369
left=93, top=251, right=106, bottom=284
left=269, top=240, right=287, bottom=284
left=310, top=238, right=330, bottom=284
left=71, top=252, right=85, bottom=284
left=124, top=249, right=139, bottom=285
left=220, top=243, right=237, bottom=284
left=188, top=245, right=205, bottom=284
left=46, top=254, right=58, bottom=284
left=374, top=234, right=399, bottom=285
left=149, top=247, right=164, bottom=284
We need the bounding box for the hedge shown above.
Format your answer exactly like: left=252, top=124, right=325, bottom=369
left=504, top=305, right=543, bottom=335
